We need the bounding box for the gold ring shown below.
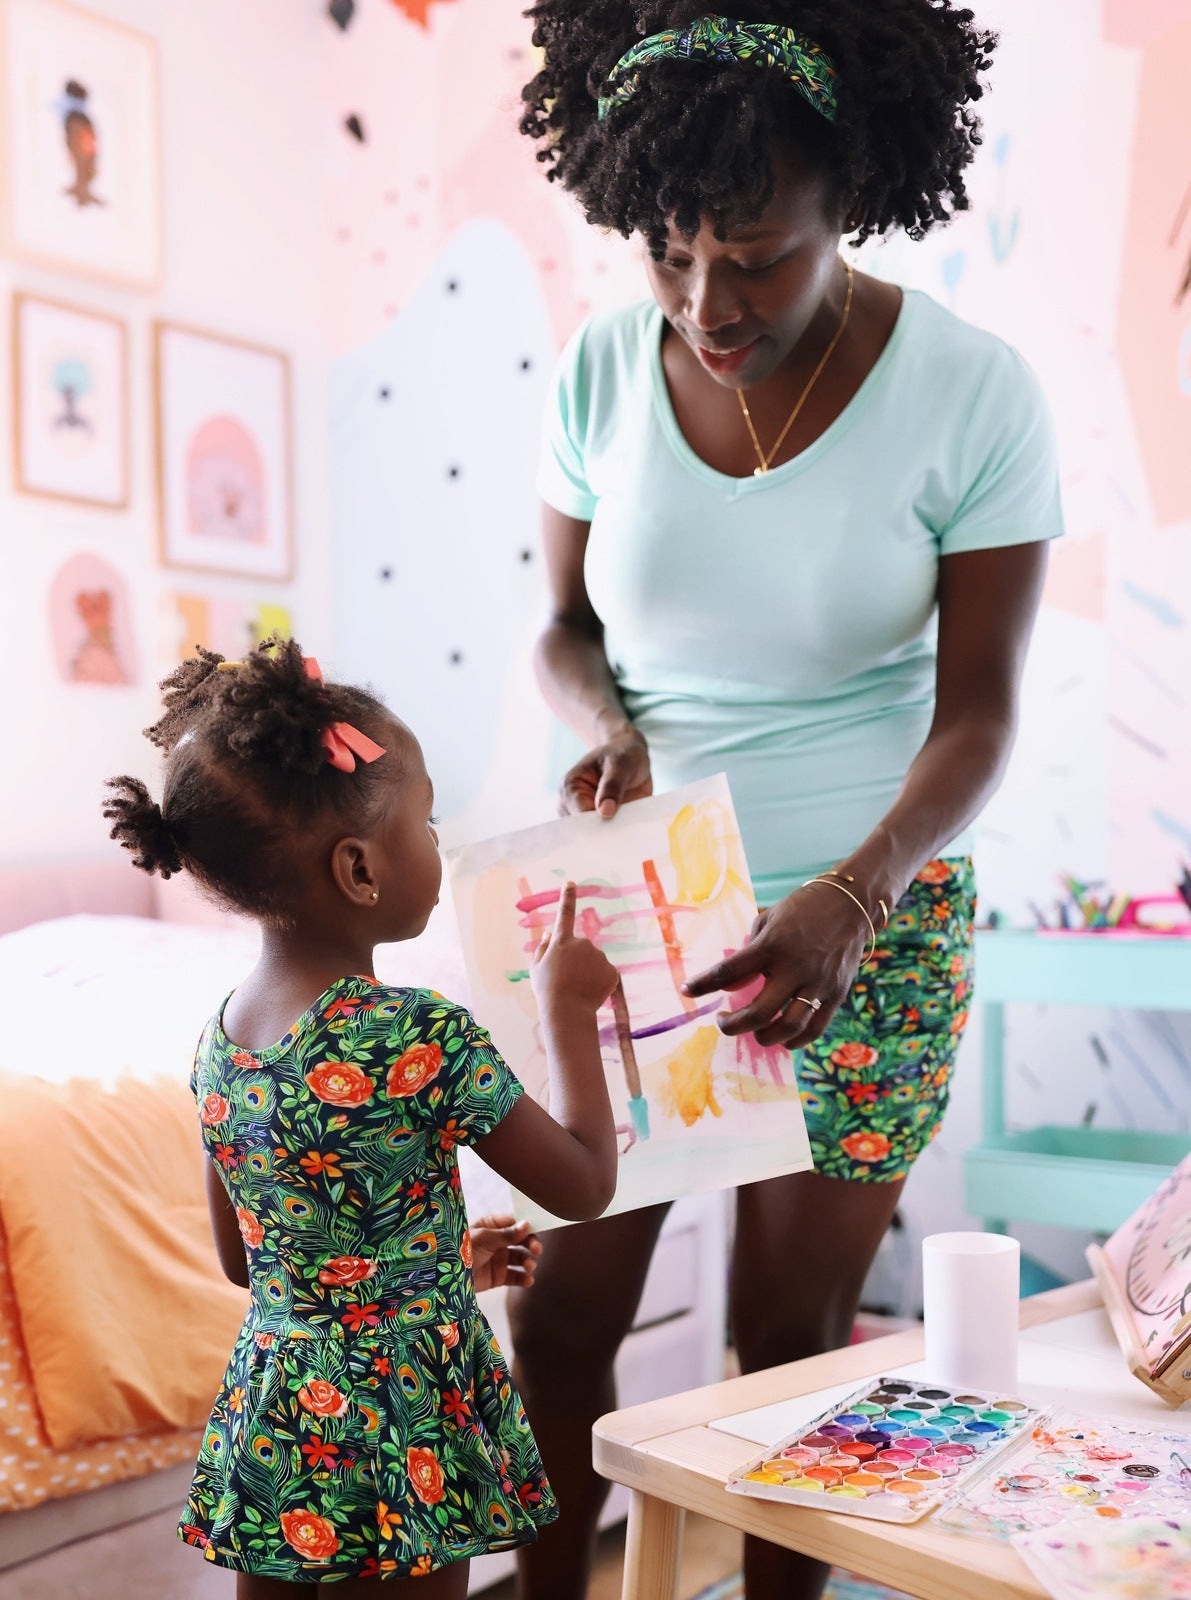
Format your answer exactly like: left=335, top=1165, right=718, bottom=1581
left=793, top=996, right=821, bottom=1012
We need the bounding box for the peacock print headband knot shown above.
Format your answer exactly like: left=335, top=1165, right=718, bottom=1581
left=597, top=14, right=839, bottom=125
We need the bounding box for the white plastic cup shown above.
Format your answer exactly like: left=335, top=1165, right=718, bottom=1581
left=922, top=1231, right=1020, bottom=1394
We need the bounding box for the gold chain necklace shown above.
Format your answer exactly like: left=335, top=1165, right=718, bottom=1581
left=736, top=259, right=854, bottom=476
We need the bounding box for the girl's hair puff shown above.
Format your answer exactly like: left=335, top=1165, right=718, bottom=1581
left=104, top=639, right=396, bottom=920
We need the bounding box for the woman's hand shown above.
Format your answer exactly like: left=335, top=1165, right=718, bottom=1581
left=469, top=1214, right=544, bottom=1293
left=559, top=723, right=652, bottom=819
left=683, top=881, right=873, bottom=1049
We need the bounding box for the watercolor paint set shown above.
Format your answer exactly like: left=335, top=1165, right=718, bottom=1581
left=937, top=1412, right=1191, bottom=1538
left=726, top=1375, right=1041, bottom=1523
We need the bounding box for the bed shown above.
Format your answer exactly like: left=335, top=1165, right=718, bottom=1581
left=0, top=861, right=728, bottom=1588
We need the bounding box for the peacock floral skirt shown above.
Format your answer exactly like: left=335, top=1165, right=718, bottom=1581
left=178, top=1296, right=556, bottom=1582
left=795, top=857, right=976, bottom=1183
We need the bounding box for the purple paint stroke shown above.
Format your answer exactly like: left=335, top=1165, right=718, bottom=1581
left=597, top=997, right=722, bottom=1045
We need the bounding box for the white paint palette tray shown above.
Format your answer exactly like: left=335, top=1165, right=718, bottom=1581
left=726, top=1373, right=1041, bottom=1523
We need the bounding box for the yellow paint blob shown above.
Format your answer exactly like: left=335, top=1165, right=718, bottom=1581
left=659, top=1026, right=723, bottom=1126
left=668, top=802, right=729, bottom=904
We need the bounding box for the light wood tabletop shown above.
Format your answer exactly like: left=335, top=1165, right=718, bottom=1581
left=594, top=1280, right=1111, bottom=1600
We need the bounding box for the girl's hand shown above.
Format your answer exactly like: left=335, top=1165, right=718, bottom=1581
left=530, top=882, right=619, bottom=1016
left=469, top=1215, right=543, bottom=1293
left=683, top=882, right=873, bottom=1049
left=559, top=724, right=652, bottom=819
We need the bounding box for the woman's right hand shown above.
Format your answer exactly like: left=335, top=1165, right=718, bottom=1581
left=559, top=722, right=653, bottom=819
left=530, top=882, right=619, bottom=1017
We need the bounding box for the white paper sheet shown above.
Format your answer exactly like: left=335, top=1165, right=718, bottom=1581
left=447, top=776, right=812, bottom=1228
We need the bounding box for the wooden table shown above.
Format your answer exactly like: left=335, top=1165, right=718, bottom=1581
left=594, top=1281, right=1117, bottom=1600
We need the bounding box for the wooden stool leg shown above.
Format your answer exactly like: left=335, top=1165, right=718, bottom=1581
left=622, top=1490, right=684, bottom=1600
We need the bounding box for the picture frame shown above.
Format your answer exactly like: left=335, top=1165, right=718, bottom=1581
left=0, top=0, right=161, bottom=290
left=154, top=321, right=294, bottom=581
left=13, top=291, right=129, bottom=510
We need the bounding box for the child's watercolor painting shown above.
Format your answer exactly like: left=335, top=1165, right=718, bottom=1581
left=447, top=775, right=812, bottom=1227
left=1012, top=1516, right=1191, bottom=1600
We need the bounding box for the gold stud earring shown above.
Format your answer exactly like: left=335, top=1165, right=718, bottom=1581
left=370, top=890, right=379, bottom=902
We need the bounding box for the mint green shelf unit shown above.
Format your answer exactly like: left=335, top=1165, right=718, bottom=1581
left=967, top=930, right=1191, bottom=1235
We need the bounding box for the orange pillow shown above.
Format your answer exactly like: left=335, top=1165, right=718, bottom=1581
left=0, top=1073, right=247, bottom=1449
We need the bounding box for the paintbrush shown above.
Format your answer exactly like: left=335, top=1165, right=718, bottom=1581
left=609, top=979, right=650, bottom=1142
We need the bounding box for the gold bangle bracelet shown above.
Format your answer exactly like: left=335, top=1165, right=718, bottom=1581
left=823, top=868, right=891, bottom=931
left=803, top=876, right=877, bottom=964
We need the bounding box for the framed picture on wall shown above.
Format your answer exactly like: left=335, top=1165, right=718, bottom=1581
left=0, top=0, right=161, bottom=289
left=154, top=322, right=294, bottom=580
left=13, top=292, right=129, bottom=509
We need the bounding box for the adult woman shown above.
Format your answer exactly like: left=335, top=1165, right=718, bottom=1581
left=514, top=6, right=1062, bottom=1598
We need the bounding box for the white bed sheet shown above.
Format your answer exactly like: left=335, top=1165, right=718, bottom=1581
left=0, top=900, right=474, bottom=1088
left=0, top=902, right=512, bottom=1215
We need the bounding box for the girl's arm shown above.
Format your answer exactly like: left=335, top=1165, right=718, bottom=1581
left=475, top=884, right=619, bottom=1221
left=535, top=505, right=653, bottom=818
left=205, top=1161, right=250, bottom=1288
left=685, top=540, right=1048, bottom=1046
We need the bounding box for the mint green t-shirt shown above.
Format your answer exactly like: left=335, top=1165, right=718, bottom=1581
left=536, top=290, right=1064, bottom=905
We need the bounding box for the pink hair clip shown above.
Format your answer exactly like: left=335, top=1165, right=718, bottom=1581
left=303, top=656, right=387, bottom=773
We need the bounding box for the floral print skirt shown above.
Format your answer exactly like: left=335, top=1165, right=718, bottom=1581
left=796, top=857, right=975, bottom=1183
left=178, top=1303, right=556, bottom=1582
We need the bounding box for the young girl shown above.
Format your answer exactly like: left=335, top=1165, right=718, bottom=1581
left=104, top=640, right=619, bottom=1597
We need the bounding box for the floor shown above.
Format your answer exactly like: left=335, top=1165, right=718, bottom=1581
left=0, top=1509, right=742, bottom=1600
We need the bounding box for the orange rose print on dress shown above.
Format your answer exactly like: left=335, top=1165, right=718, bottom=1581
left=230, top=1050, right=256, bottom=1069
left=829, top=1042, right=879, bottom=1071
left=949, top=1009, right=969, bottom=1035
left=200, top=1092, right=230, bottom=1125
left=298, top=1380, right=350, bottom=1419
left=438, top=1321, right=460, bottom=1349
left=305, top=1061, right=374, bottom=1107
left=236, top=1209, right=264, bottom=1248
left=840, top=1131, right=892, bottom=1163
left=915, top=860, right=953, bottom=885
left=385, top=1042, right=443, bottom=1098
left=407, top=1447, right=445, bottom=1505
left=279, top=1510, right=340, bottom=1562
left=460, top=1230, right=473, bottom=1269
left=317, top=1255, right=378, bottom=1287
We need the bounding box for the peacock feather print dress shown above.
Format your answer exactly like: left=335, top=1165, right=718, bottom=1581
left=178, top=975, right=556, bottom=1582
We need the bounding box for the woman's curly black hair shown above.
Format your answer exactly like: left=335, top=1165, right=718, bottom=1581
left=103, top=640, right=397, bottom=920
left=520, top=1, right=997, bottom=250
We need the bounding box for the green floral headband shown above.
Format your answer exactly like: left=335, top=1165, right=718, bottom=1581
left=597, top=14, right=839, bottom=124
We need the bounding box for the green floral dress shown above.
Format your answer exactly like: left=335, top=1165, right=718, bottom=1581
left=178, top=976, right=557, bottom=1583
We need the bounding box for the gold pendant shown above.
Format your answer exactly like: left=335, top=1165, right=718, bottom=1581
left=753, top=464, right=767, bottom=476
